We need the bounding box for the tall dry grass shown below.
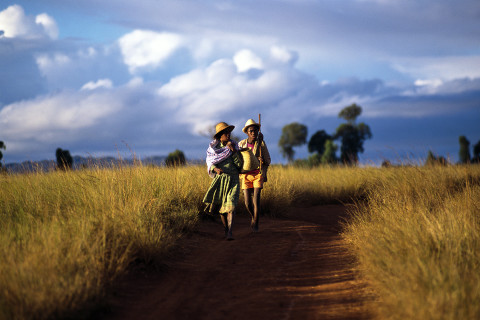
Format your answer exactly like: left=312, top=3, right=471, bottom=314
left=343, top=165, right=480, bottom=320
left=0, top=165, right=208, bottom=319
left=0, top=163, right=376, bottom=319
left=267, top=165, right=374, bottom=205
left=2, top=163, right=479, bottom=319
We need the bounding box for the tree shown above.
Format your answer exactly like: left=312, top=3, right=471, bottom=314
left=56, top=148, right=73, bottom=170
left=0, top=141, right=5, bottom=167
left=458, top=135, right=471, bottom=164
left=334, top=104, right=372, bottom=164
left=308, top=130, right=331, bottom=156
left=293, top=154, right=320, bottom=168
left=381, top=160, right=392, bottom=168
left=165, top=149, right=186, bottom=167
left=278, top=122, right=308, bottom=163
left=473, top=140, right=480, bottom=163
left=321, top=139, right=338, bottom=164
left=338, top=103, right=362, bottom=124
left=425, top=150, right=447, bottom=166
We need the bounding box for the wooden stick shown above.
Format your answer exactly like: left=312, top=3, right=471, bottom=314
left=258, top=114, right=262, bottom=174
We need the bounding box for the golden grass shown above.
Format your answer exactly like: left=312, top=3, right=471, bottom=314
left=343, top=165, right=480, bottom=320
left=0, top=165, right=207, bottom=319
left=1, top=163, right=479, bottom=319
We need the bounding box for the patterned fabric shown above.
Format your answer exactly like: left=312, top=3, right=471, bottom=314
left=206, top=139, right=239, bottom=178
left=203, top=147, right=243, bottom=214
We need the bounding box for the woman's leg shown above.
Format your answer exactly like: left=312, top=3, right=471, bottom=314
left=220, top=213, right=228, bottom=237
left=226, top=210, right=235, bottom=240
left=212, top=204, right=227, bottom=237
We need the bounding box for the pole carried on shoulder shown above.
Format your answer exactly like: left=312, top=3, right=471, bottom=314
left=258, top=113, right=262, bottom=174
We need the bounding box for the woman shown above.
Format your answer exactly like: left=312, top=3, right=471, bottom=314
left=238, top=119, right=271, bottom=232
left=203, top=122, right=243, bottom=240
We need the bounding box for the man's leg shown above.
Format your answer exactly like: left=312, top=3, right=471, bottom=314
left=252, top=188, right=261, bottom=232
left=243, top=188, right=255, bottom=226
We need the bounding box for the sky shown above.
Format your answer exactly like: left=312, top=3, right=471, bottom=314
left=0, top=0, right=479, bottom=165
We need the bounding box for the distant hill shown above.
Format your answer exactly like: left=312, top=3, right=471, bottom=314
left=5, top=155, right=166, bottom=173
left=4, top=155, right=204, bottom=173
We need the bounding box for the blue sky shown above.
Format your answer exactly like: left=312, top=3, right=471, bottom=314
left=1, top=0, right=479, bottom=165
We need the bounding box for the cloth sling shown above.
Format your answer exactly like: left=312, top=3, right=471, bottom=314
left=206, top=139, right=239, bottom=178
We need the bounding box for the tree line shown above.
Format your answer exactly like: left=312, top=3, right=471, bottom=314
left=0, top=143, right=187, bottom=171
left=278, top=103, right=372, bottom=166
left=277, top=103, right=480, bottom=167
left=0, top=141, right=5, bottom=172
left=0, top=105, right=478, bottom=170
left=458, top=136, right=480, bottom=164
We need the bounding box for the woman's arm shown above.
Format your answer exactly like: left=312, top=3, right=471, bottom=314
left=210, top=164, right=223, bottom=175
left=226, top=141, right=237, bottom=153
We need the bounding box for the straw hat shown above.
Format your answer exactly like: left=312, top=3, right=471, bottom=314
left=242, top=119, right=261, bottom=133
left=214, top=122, right=235, bottom=138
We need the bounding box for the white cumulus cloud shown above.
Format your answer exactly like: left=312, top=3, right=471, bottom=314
left=0, top=5, right=58, bottom=39
left=158, top=51, right=322, bottom=133
left=118, top=29, right=184, bottom=74
left=0, top=92, right=121, bottom=138
left=35, top=13, right=59, bottom=39
left=81, top=79, right=114, bottom=91
left=233, top=49, right=264, bottom=72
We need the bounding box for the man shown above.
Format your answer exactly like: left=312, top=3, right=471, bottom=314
left=238, top=119, right=271, bottom=232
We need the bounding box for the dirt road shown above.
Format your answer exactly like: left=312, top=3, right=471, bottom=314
left=103, top=205, right=372, bottom=320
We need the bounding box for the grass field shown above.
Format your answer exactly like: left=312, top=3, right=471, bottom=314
left=1, top=164, right=479, bottom=319
left=343, top=165, right=480, bottom=320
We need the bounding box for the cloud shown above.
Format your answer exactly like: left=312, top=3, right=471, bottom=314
left=157, top=49, right=399, bottom=136
left=365, top=82, right=480, bottom=118
left=126, top=77, right=144, bottom=87
left=0, top=91, right=120, bottom=138
left=36, top=53, right=71, bottom=74
left=2, top=42, right=479, bottom=163
left=233, top=49, right=264, bottom=72
left=35, top=13, right=58, bottom=39
left=2, top=2, right=479, bottom=163
left=393, top=56, right=480, bottom=82
left=157, top=45, right=480, bottom=132
left=29, top=43, right=132, bottom=93
left=0, top=80, right=186, bottom=161
left=270, top=46, right=298, bottom=65
left=118, top=29, right=184, bottom=74
left=81, top=79, right=114, bottom=91
left=0, top=5, right=58, bottom=39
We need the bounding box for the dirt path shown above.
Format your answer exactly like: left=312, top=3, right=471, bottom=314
left=103, top=205, right=372, bottom=320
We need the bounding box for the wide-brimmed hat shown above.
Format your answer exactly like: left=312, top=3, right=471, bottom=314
left=214, top=122, right=235, bottom=138
left=242, top=119, right=261, bottom=133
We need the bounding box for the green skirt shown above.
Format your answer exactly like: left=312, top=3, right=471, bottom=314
left=203, top=172, right=240, bottom=214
